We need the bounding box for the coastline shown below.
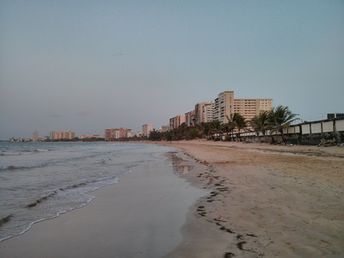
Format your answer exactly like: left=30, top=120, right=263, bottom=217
left=162, top=140, right=344, bottom=257
left=0, top=145, right=206, bottom=258
left=1, top=140, right=343, bottom=257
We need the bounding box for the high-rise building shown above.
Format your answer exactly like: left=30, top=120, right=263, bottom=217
left=50, top=131, right=75, bottom=140
left=213, top=91, right=235, bottom=124
left=194, top=102, right=213, bottom=124
left=212, top=91, right=272, bottom=123
left=185, top=110, right=195, bottom=127
left=234, top=99, right=273, bottom=121
left=105, top=128, right=132, bottom=140
left=142, top=124, right=154, bottom=137
left=169, top=115, right=186, bottom=130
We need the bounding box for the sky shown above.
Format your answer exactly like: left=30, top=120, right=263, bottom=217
left=1, top=0, right=343, bottom=139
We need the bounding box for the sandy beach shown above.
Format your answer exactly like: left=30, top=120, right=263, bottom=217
left=164, top=140, right=344, bottom=257
left=1, top=140, right=343, bottom=258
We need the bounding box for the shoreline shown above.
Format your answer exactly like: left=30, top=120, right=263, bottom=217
left=0, top=145, right=206, bottom=258
left=162, top=140, right=344, bottom=257
left=1, top=141, right=343, bottom=257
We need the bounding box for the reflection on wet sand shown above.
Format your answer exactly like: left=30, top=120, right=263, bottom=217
left=167, top=152, right=193, bottom=174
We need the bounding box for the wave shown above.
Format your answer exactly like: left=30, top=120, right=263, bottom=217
left=0, top=194, right=95, bottom=243
left=0, top=165, right=33, bottom=171
left=0, top=152, right=23, bottom=156
left=32, top=149, right=50, bottom=153
left=0, top=214, right=13, bottom=227
left=26, top=190, right=58, bottom=208
left=0, top=164, right=48, bottom=172
left=59, top=176, right=118, bottom=192
left=0, top=149, right=50, bottom=156
left=1, top=177, right=117, bottom=241
left=0, top=154, right=103, bottom=173
left=59, top=182, right=88, bottom=191
left=25, top=176, right=118, bottom=209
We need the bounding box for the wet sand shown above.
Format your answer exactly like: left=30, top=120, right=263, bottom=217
left=1, top=141, right=343, bottom=258
left=164, top=140, right=344, bottom=258
left=0, top=151, right=205, bottom=258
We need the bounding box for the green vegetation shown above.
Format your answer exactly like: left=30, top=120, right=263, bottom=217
left=149, top=105, right=298, bottom=143
left=267, top=105, right=299, bottom=143
left=251, top=105, right=298, bottom=143
left=250, top=111, right=270, bottom=136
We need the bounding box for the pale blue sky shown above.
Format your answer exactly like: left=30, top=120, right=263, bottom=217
left=1, top=0, right=343, bottom=139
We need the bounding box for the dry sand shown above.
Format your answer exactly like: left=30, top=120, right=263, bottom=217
left=164, top=140, right=344, bottom=258
left=1, top=141, right=343, bottom=258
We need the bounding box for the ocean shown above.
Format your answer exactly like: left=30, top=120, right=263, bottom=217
left=0, top=141, right=171, bottom=242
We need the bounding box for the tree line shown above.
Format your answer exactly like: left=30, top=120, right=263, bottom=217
left=149, top=105, right=298, bottom=143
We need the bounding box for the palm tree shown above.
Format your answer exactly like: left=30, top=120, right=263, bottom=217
left=201, top=121, right=221, bottom=138
left=224, top=115, right=236, bottom=140
left=232, top=113, right=247, bottom=140
left=268, top=105, right=298, bottom=143
left=251, top=111, right=269, bottom=137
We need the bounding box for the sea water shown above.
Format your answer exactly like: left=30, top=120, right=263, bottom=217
left=0, top=141, right=167, bottom=241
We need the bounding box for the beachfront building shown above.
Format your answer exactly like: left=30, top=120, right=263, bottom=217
left=50, top=131, right=76, bottom=140
left=185, top=110, right=195, bottom=127
left=234, top=98, right=273, bottom=121
left=169, top=90, right=272, bottom=130
left=213, top=91, right=235, bottom=124
left=212, top=91, right=273, bottom=123
left=105, top=128, right=132, bottom=141
left=169, top=115, right=186, bottom=130
left=142, top=124, right=154, bottom=137
left=194, top=102, right=213, bottom=125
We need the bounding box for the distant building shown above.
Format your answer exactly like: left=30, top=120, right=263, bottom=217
left=79, top=134, right=105, bottom=140
left=213, top=91, right=235, bottom=124
left=105, top=128, right=132, bottom=141
left=185, top=110, right=195, bottom=127
left=32, top=131, right=39, bottom=141
left=50, top=131, right=75, bottom=140
left=234, top=98, right=273, bottom=121
left=142, top=124, right=154, bottom=137
left=166, top=90, right=272, bottom=130
left=169, top=115, right=186, bottom=130
left=212, top=91, right=272, bottom=123
left=126, top=129, right=133, bottom=138
left=194, top=102, right=213, bottom=124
